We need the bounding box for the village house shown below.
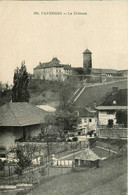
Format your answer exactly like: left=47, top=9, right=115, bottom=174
left=95, top=88, right=127, bottom=127
left=95, top=105, right=127, bottom=127
left=95, top=89, right=127, bottom=137
left=71, top=106, right=97, bottom=135
left=33, top=57, right=72, bottom=82
left=0, top=102, right=49, bottom=152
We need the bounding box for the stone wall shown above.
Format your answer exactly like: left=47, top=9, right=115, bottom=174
left=99, top=128, right=127, bottom=138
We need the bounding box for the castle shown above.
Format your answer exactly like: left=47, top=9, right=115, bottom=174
left=33, top=49, right=127, bottom=81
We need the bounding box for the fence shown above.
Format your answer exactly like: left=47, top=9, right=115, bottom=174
left=52, top=159, right=73, bottom=167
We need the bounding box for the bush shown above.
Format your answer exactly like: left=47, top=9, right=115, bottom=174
left=72, top=137, right=78, bottom=142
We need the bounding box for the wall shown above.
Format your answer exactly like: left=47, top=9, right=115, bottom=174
left=34, top=67, right=72, bottom=82
left=26, top=125, right=41, bottom=138
left=83, top=53, right=92, bottom=70
left=0, top=127, right=16, bottom=150
left=98, top=128, right=127, bottom=138
left=98, top=111, right=116, bottom=125
left=78, top=117, right=97, bottom=134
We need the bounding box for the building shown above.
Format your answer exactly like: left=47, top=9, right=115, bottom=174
left=95, top=105, right=127, bottom=127
left=0, top=102, right=49, bottom=151
left=95, top=88, right=127, bottom=127
left=92, top=68, right=117, bottom=77
left=71, top=106, right=97, bottom=135
left=75, top=148, right=100, bottom=167
left=116, top=70, right=128, bottom=77
left=83, top=49, right=92, bottom=74
left=33, top=57, right=72, bottom=82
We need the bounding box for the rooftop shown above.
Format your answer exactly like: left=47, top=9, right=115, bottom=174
left=95, top=106, right=127, bottom=110
left=0, top=102, right=48, bottom=127
left=100, top=89, right=127, bottom=106
left=83, top=49, right=92, bottom=54
left=92, top=68, right=117, bottom=74
left=71, top=106, right=97, bottom=117
left=34, top=58, right=71, bottom=70
left=75, top=148, right=100, bottom=161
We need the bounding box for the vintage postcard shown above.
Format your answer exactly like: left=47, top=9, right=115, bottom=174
left=0, top=1, right=127, bottom=195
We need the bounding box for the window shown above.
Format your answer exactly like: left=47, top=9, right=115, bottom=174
left=89, top=119, right=92, bottom=122
left=107, top=110, right=115, bottom=115
left=84, top=118, right=87, bottom=123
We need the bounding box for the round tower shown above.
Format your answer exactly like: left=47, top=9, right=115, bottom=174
left=83, top=49, right=92, bottom=74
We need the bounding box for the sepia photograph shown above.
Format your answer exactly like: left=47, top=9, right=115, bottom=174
left=0, top=1, right=127, bottom=195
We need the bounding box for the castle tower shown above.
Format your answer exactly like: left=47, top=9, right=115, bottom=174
left=83, top=49, right=92, bottom=74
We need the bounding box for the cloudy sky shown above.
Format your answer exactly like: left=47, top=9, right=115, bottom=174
left=0, top=1, right=128, bottom=84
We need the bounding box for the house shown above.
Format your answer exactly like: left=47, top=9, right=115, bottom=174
left=116, top=70, right=128, bottom=77
left=33, top=57, right=72, bottom=82
left=71, top=106, right=97, bottom=135
left=92, top=68, right=117, bottom=77
left=95, top=89, right=127, bottom=127
left=75, top=148, right=100, bottom=167
left=0, top=102, right=49, bottom=151
left=95, top=105, right=127, bottom=127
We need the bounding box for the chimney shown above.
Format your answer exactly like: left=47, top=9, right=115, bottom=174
left=94, top=101, right=97, bottom=108
left=113, top=100, right=117, bottom=105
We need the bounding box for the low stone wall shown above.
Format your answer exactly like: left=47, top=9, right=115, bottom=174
left=17, top=140, right=89, bottom=158
left=99, top=128, right=127, bottom=138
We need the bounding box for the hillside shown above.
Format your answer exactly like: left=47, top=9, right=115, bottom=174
left=28, top=151, right=127, bottom=195
left=28, top=79, right=82, bottom=108
left=72, top=80, right=127, bottom=108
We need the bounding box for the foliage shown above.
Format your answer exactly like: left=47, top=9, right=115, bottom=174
left=116, top=111, right=127, bottom=128
left=16, top=149, right=32, bottom=174
left=43, top=110, right=80, bottom=138
left=0, top=159, right=4, bottom=171
left=12, top=61, right=29, bottom=102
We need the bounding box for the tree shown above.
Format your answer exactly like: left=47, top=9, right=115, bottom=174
left=116, top=111, right=127, bottom=128
left=12, top=61, right=29, bottom=102
left=43, top=110, right=80, bottom=139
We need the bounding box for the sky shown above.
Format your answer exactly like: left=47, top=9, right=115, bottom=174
left=0, top=1, right=128, bottom=84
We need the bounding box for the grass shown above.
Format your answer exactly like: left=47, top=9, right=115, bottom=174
left=28, top=79, right=81, bottom=107
left=26, top=150, right=127, bottom=195
left=73, top=79, right=127, bottom=107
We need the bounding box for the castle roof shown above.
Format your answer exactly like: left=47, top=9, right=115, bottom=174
left=83, top=49, right=92, bottom=54
left=34, top=58, right=71, bottom=70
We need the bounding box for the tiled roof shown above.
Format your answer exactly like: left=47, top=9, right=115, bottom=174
left=71, top=107, right=97, bottom=117
left=92, top=68, right=117, bottom=74
left=75, top=148, right=100, bottom=161
left=95, top=106, right=127, bottom=110
left=101, top=89, right=127, bottom=106
left=34, top=58, right=71, bottom=70
left=0, top=102, right=48, bottom=127
left=83, top=49, right=92, bottom=54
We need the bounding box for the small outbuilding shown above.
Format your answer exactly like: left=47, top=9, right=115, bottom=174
left=0, top=102, right=49, bottom=150
left=75, top=148, right=100, bottom=168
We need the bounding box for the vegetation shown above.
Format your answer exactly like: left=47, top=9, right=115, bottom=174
left=12, top=61, right=29, bottom=102
left=0, top=81, right=12, bottom=106
left=16, top=148, right=32, bottom=175
left=116, top=111, right=127, bottom=128
left=43, top=110, right=80, bottom=139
